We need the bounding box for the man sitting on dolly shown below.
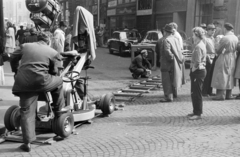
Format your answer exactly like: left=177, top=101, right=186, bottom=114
left=10, top=32, right=79, bottom=152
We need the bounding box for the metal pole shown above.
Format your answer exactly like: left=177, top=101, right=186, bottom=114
left=0, top=0, right=5, bottom=54
left=97, top=0, right=100, bottom=26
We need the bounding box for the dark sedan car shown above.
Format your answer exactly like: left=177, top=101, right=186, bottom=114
left=107, top=31, right=138, bottom=55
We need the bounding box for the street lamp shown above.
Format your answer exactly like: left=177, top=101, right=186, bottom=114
left=97, top=0, right=100, bottom=26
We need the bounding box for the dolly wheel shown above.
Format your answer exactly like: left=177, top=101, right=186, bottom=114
left=100, top=94, right=115, bottom=115
left=52, top=112, right=74, bottom=138
left=4, top=105, right=21, bottom=131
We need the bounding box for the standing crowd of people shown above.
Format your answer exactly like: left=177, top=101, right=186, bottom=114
left=129, top=21, right=240, bottom=120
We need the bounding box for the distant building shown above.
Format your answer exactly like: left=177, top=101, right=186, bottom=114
left=3, top=0, right=32, bottom=27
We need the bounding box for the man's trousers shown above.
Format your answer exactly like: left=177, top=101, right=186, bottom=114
left=18, top=84, right=65, bottom=144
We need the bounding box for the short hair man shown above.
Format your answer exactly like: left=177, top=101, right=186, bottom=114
left=211, top=23, right=238, bottom=100
left=10, top=32, right=68, bottom=152
left=129, top=49, right=152, bottom=79
left=160, top=24, right=183, bottom=102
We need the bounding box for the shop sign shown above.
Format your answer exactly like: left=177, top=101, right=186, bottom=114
left=108, top=0, right=117, bottom=7
left=136, top=0, right=153, bottom=15
left=117, top=6, right=136, bottom=14
left=107, top=9, right=116, bottom=16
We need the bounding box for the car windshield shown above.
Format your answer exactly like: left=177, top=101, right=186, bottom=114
left=141, top=31, right=162, bottom=43
left=120, top=32, right=127, bottom=40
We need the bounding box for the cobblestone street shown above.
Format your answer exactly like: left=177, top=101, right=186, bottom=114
left=1, top=48, right=240, bottom=157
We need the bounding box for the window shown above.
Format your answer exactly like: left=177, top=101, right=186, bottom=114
left=118, top=0, right=123, bottom=4
left=194, top=0, right=214, bottom=26
left=152, top=33, right=158, bottom=41
left=113, top=32, right=120, bottom=39
left=125, top=0, right=130, bottom=3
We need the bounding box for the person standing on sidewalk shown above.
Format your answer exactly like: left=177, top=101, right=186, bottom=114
left=159, top=24, right=183, bottom=102
left=202, top=24, right=216, bottom=97
left=211, top=23, right=238, bottom=101
left=188, top=27, right=206, bottom=120
left=52, top=21, right=67, bottom=53
left=5, top=21, right=15, bottom=54
left=15, top=25, right=25, bottom=46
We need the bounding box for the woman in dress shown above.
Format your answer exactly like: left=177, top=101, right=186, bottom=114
left=5, top=21, right=15, bottom=54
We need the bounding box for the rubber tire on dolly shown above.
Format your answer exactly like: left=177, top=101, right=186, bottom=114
left=4, top=105, right=21, bottom=131
left=100, top=94, right=115, bottom=115
left=52, top=112, right=74, bottom=138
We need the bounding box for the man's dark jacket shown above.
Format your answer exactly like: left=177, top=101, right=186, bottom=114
left=10, top=41, right=62, bottom=95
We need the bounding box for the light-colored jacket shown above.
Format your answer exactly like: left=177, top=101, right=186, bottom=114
left=211, top=31, right=238, bottom=89
left=52, top=28, right=65, bottom=53
left=5, top=27, right=15, bottom=49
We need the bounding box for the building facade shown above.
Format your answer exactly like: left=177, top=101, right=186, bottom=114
left=61, top=0, right=240, bottom=37
left=3, top=0, right=32, bottom=27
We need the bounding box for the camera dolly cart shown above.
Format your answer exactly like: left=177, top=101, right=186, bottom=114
left=1, top=4, right=115, bottom=144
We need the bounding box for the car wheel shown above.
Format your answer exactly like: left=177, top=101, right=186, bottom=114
left=4, top=105, right=21, bottom=131
left=99, top=94, right=115, bottom=115
left=52, top=112, right=74, bottom=138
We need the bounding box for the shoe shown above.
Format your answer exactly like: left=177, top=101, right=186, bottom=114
left=187, top=113, right=194, bottom=117
left=209, top=93, right=216, bottom=96
left=212, top=97, right=225, bottom=101
left=202, top=94, right=209, bottom=97
left=159, top=99, right=172, bottom=103
left=226, top=96, right=235, bottom=100
left=19, top=143, right=31, bottom=152
left=188, top=115, right=201, bottom=120
left=56, top=106, right=71, bottom=113
left=141, top=75, right=149, bottom=78
left=132, top=74, right=140, bottom=79
left=236, top=94, right=240, bottom=99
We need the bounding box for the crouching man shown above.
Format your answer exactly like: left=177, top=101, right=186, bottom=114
left=129, top=49, right=152, bottom=79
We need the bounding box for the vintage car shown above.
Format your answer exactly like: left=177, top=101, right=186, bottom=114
left=107, top=30, right=139, bottom=55
left=140, top=30, right=163, bottom=45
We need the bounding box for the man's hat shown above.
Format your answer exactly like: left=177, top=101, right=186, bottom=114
left=224, top=22, right=234, bottom=30
left=200, top=23, right=207, bottom=29
left=164, top=24, right=174, bottom=33
left=140, top=49, right=148, bottom=54
left=59, top=21, right=67, bottom=27
left=206, top=24, right=216, bottom=30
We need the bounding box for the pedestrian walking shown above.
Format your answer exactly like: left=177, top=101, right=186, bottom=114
left=5, top=21, right=15, bottom=54
left=202, top=24, right=216, bottom=97
left=188, top=27, right=206, bottom=120
left=15, top=25, right=25, bottom=46
left=211, top=23, right=238, bottom=101
left=159, top=24, right=183, bottom=102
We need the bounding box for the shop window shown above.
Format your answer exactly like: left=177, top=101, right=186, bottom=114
left=194, top=0, right=214, bottom=26
left=118, top=0, right=123, bottom=4
left=138, top=0, right=152, bottom=10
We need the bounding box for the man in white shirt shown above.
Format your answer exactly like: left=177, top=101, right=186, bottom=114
left=52, top=21, right=67, bottom=53
left=169, top=22, right=183, bottom=50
